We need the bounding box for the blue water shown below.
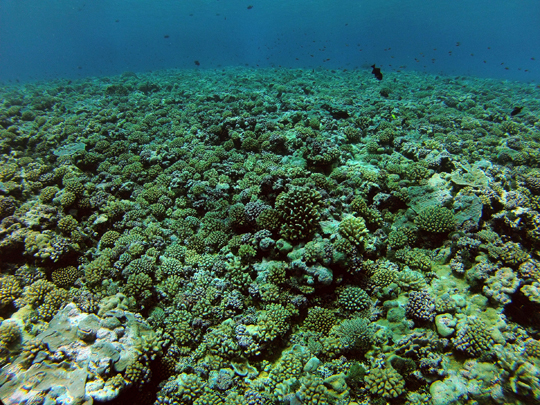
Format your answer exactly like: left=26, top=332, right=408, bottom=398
left=1, top=0, right=539, bottom=82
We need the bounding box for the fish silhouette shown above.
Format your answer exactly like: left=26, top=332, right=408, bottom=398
left=371, top=65, right=383, bottom=80
left=510, top=107, right=523, bottom=116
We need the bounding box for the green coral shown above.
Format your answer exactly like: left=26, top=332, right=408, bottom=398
left=388, top=229, right=409, bottom=249
left=238, top=244, right=257, bottom=262
left=275, top=186, right=323, bottom=241
left=402, top=249, right=432, bottom=272
left=51, top=266, right=80, bottom=288
left=39, top=186, right=59, bottom=203
left=338, top=286, right=371, bottom=312
left=0, top=275, right=22, bottom=308
left=364, top=365, right=405, bottom=399
left=453, top=317, right=494, bottom=357
left=296, top=375, right=332, bottom=405
left=369, top=261, right=399, bottom=290
left=0, top=321, right=21, bottom=346
left=60, top=191, right=76, bottom=207
left=57, top=215, right=78, bottom=234
left=259, top=303, right=292, bottom=342
left=303, top=306, right=336, bottom=334
left=415, top=206, right=456, bottom=233
left=350, top=196, right=383, bottom=228
left=23, top=279, right=55, bottom=307
left=63, top=177, right=85, bottom=196
left=124, top=358, right=152, bottom=387
left=525, top=339, right=540, bottom=358
left=36, top=288, right=69, bottom=321
left=338, top=216, right=368, bottom=249
left=194, top=389, right=224, bottom=405
left=100, top=230, right=121, bottom=247
left=84, top=256, right=111, bottom=287
left=256, top=208, right=281, bottom=231
left=489, top=242, right=529, bottom=266
left=21, top=338, right=49, bottom=366
left=333, top=317, right=374, bottom=350
left=125, top=273, right=153, bottom=302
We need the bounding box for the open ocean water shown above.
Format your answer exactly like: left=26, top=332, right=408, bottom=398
left=0, top=1, right=540, bottom=405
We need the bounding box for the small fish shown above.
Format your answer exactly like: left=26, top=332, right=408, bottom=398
left=510, top=107, right=523, bottom=116
left=194, top=60, right=200, bottom=66
left=247, top=5, right=253, bottom=9
left=371, top=64, right=383, bottom=80
left=164, top=35, right=170, bottom=39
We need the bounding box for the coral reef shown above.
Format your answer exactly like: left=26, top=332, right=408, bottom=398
left=0, top=66, right=539, bottom=405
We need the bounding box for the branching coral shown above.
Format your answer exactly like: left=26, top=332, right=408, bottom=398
left=275, top=186, right=323, bottom=241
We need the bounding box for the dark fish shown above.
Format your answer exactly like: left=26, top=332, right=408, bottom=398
left=194, top=60, right=200, bottom=66
left=247, top=5, right=253, bottom=9
left=371, top=64, right=383, bottom=80
left=164, top=35, right=170, bottom=38
left=510, top=106, right=523, bottom=116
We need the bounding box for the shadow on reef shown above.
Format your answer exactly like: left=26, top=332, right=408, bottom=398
left=505, top=291, right=540, bottom=336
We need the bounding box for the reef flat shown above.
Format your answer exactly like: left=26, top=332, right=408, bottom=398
left=0, top=67, right=539, bottom=405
